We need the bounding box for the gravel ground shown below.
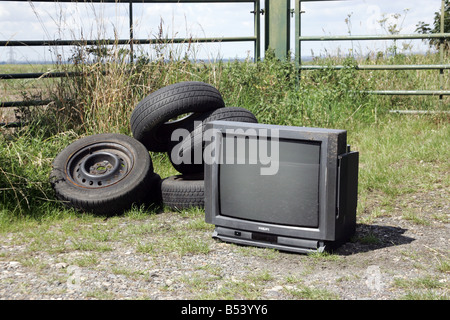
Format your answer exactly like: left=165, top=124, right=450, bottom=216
left=0, top=190, right=448, bottom=301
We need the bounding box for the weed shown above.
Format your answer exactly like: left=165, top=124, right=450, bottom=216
left=357, top=233, right=381, bottom=245
left=393, top=275, right=449, bottom=300
left=285, top=284, right=339, bottom=300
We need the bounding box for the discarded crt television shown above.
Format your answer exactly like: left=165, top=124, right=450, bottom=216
left=204, top=121, right=359, bottom=254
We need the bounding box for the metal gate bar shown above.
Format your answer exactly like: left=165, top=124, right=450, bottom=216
left=0, top=36, right=258, bottom=47
left=0, top=72, right=82, bottom=80
left=298, top=33, right=450, bottom=41
left=299, top=64, right=450, bottom=70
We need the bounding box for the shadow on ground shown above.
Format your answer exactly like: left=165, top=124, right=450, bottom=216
left=334, top=223, right=415, bottom=255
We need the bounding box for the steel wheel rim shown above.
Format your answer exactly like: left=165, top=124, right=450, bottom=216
left=66, top=142, right=134, bottom=189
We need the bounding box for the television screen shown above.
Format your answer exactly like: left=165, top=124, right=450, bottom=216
left=219, top=137, right=321, bottom=228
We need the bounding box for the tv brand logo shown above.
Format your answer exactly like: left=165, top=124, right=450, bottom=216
left=170, top=123, right=280, bottom=175
left=258, top=226, right=270, bottom=232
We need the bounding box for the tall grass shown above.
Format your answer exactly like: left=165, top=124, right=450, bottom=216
left=0, top=128, right=80, bottom=217
left=43, top=43, right=225, bottom=135
left=46, top=45, right=448, bottom=136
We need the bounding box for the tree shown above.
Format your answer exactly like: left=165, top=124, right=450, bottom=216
left=415, top=0, right=450, bottom=52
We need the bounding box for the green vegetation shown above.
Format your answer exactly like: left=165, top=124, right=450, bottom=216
left=393, top=275, right=449, bottom=300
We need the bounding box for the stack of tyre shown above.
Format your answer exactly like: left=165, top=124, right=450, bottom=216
left=50, top=81, right=257, bottom=216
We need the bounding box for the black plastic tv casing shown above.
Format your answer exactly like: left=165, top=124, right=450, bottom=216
left=204, top=121, right=359, bottom=254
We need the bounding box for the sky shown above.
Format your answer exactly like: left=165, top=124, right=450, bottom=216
left=0, top=0, right=444, bottom=63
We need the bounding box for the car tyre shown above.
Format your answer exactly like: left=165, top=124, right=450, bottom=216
left=50, top=133, right=159, bottom=216
left=130, top=81, right=225, bottom=152
left=160, top=174, right=205, bottom=210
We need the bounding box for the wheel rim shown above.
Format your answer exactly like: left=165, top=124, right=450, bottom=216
left=66, top=142, right=134, bottom=188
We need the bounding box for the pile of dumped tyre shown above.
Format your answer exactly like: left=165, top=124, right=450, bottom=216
left=50, top=81, right=257, bottom=215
